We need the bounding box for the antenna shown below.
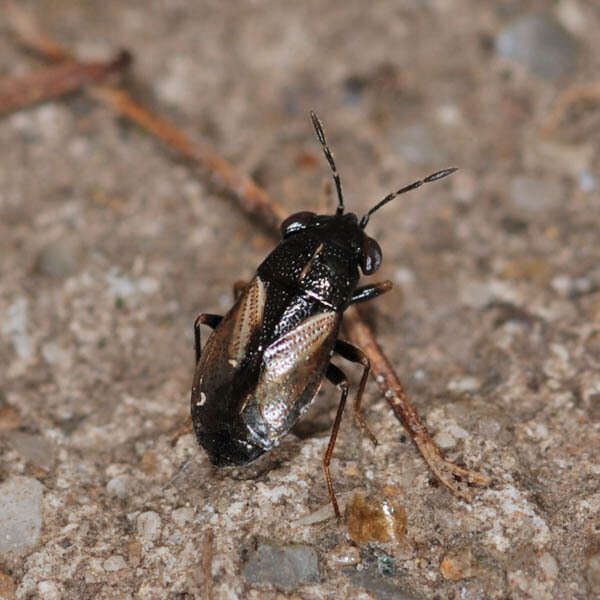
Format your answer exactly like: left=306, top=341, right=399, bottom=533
left=310, top=111, right=344, bottom=215
left=359, top=167, right=457, bottom=228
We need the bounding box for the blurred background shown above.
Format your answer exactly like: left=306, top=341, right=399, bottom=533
left=1, top=1, right=599, bottom=598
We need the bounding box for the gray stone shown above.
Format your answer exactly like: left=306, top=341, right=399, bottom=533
left=35, top=238, right=82, bottom=278
left=103, top=555, right=128, bottom=572
left=136, top=511, right=162, bottom=542
left=5, top=432, right=55, bottom=471
left=392, top=123, right=444, bottom=165
left=0, top=476, right=44, bottom=556
left=344, top=564, right=420, bottom=600
left=106, top=474, right=134, bottom=499
left=242, top=542, right=320, bottom=590
left=508, top=175, right=563, bottom=214
left=496, top=14, right=578, bottom=80
left=2, top=296, right=33, bottom=362
left=579, top=170, right=597, bottom=193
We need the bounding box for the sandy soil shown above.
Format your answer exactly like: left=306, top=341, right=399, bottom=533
left=1, top=1, right=599, bottom=598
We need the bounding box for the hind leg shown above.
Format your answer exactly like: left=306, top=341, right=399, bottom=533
left=194, top=314, right=222, bottom=363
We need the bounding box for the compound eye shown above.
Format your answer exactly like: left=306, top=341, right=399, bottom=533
left=361, top=236, right=382, bottom=275
left=280, top=211, right=315, bottom=237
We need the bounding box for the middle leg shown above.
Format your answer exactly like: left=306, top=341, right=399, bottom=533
left=334, top=339, right=378, bottom=446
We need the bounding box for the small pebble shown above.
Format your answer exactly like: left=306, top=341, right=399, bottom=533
left=441, top=548, right=475, bottom=580
left=433, top=431, right=456, bottom=450
left=41, top=342, right=72, bottom=368
left=551, top=275, right=573, bottom=297
left=579, top=170, right=598, bottom=193
left=137, top=511, right=161, bottom=542
left=447, top=376, right=480, bottom=393
left=242, top=543, right=321, bottom=590
left=128, top=540, right=142, bottom=568
left=6, top=432, right=55, bottom=471
left=539, top=552, right=558, bottom=583
left=2, top=296, right=33, bottom=362
left=37, top=581, right=61, bottom=600
left=392, top=123, right=444, bottom=165
left=0, top=476, right=44, bottom=556
left=326, top=545, right=361, bottom=568
left=104, top=555, right=128, bottom=572
left=496, top=13, right=578, bottom=80
left=508, top=176, right=562, bottom=215
left=35, top=238, right=81, bottom=278
left=376, top=551, right=396, bottom=577
left=171, top=507, right=195, bottom=528
left=106, top=474, right=133, bottom=499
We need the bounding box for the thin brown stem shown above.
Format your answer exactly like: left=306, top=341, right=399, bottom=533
left=5, top=3, right=285, bottom=232
left=202, top=529, right=214, bottom=600
left=90, top=87, right=285, bottom=232
left=0, top=51, right=130, bottom=116
left=539, top=82, right=600, bottom=138
left=344, top=305, right=491, bottom=501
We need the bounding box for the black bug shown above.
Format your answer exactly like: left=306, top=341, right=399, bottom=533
left=191, top=112, right=456, bottom=517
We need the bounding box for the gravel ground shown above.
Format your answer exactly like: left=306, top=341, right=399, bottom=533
left=1, top=1, right=599, bottom=599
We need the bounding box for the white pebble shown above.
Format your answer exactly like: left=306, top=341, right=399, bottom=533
left=137, top=511, right=162, bottom=542
left=104, top=555, right=128, bottom=572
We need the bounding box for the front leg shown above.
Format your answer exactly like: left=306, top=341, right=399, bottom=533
left=233, top=280, right=248, bottom=301
left=194, top=314, right=222, bottom=363
left=174, top=313, right=221, bottom=446
left=350, top=280, right=393, bottom=304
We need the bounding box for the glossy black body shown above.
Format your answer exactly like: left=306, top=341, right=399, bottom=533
left=191, top=211, right=375, bottom=466
left=259, top=213, right=363, bottom=311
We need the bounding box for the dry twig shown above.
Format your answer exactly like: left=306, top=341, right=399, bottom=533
left=4, top=4, right=284, bottom=232
left=0, top=51, right=130, bottom=116
left=539, top=82, right=600, bottom=138
left=202, top=529, right=214, bottom=600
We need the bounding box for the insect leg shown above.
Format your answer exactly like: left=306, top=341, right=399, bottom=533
left=350, top=280, right=393, bottom=304
left=194, top=313, right=222, bottom=363
left=334, top=339, right=378, bottom=446
left=323, top=363, right=349, bottom=519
